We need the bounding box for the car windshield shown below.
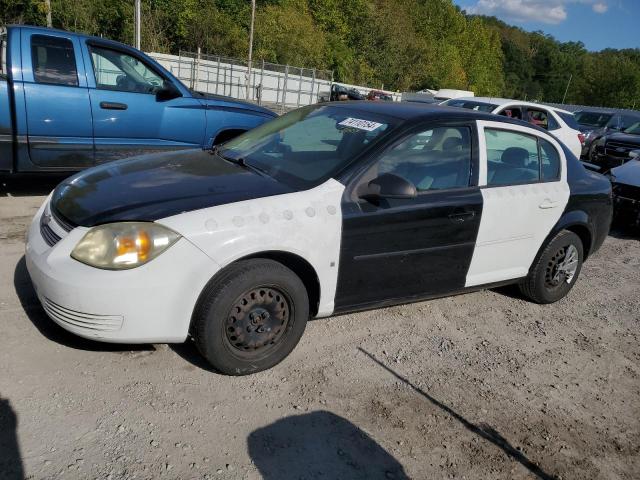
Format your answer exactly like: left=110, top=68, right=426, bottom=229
left=442, top=99, right=497, bottom=112
left=217, top=105, right=396, bottom=188
left=574, top=111, right=612, bottom=128
left=623, top=122, right=640, bottom=135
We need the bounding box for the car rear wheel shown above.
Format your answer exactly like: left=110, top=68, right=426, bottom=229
left=193, top=259, right=309, bottom=375
left=519, top=230, right=584, bottom=304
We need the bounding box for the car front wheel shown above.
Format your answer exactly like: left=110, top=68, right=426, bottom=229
left=193, top=259, right=309, bottom=375
left=520, top=230, right=584, bottom=304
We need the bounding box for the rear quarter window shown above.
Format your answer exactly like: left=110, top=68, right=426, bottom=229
left=557, top=111, right=580, bottom=130
left=31, top=35, right=78, bottom=86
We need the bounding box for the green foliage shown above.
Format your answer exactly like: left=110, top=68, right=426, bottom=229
left=1, top=0, right=638, bottom=108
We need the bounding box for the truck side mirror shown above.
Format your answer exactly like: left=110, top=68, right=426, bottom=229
left=629, top=150, right=640, bottom=159
left=156, top=82, right=182, bottom=102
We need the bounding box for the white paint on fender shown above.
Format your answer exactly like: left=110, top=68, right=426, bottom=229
left=465, top=120, right=570, bottom=287
left=158, top=178, right=345, bottom=317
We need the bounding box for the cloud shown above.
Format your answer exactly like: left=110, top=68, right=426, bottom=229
left=465, top=0, right=608, bottom=24
left=592, top=2, right=608, bottom=13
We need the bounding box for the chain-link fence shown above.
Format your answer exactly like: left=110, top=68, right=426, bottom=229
left=149, top=50, right=334, bottom=114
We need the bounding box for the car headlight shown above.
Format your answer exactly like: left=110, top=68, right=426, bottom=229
left=71, top=222, right=181, bottom=270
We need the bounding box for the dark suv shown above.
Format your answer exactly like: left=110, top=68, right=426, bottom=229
left=575, top=110, right=640, bottom=161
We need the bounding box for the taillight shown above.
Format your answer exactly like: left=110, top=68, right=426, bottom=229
left=578, top=133, right=586, bottom=145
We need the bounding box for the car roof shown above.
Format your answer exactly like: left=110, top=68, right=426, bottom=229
left=325, top=101, right=546, bottom=130
left=450, top=97, right=573, bottom=115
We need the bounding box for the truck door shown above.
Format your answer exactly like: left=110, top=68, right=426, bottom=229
left=21, top=30, right=94, bottom=168
left=83, top=42, right=206, bottom=164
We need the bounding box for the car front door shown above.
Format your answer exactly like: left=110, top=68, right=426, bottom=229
left=334, top=123, right=483, bottom=311
left=465, top=120, right=570, bottom=287
left=84, top=42, right=206, bottom=164
left=21, top=30, right=94, bottom=168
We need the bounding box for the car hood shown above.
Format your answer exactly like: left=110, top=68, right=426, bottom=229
left=51, top=150, right=292, bottom=227
left=605, top=132, right=640, bottom=145
left=611, top=159, right=640, bottom=188
left=191, top=90, right=276, bottom=118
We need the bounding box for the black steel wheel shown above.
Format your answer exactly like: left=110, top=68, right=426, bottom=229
left=520, top=230, right=584, bottom=304
left=193, top=259, right=309, bottom=375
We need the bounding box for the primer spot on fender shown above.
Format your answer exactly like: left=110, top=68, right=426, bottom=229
left=205, top=219, right=218, bottom=231
left=327, top=205, right=337, bottom=215
left=233, top=216, right=245, bottom=227
left=259, top=212, right=270, bottom=224
left=283, top=210, right=293, bottom=220
left=305, top=207, right=316, bottom=218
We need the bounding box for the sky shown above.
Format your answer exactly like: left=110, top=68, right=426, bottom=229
left=453, top=0, right=639, bottom=51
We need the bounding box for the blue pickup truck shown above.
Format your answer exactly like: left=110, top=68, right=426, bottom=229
left=0, top=25, right=276, bottom=173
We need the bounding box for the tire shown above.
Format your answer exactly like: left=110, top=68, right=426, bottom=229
left=193, top=259, right=309, bottom=375
left=519, top=230, right=584, bottom=304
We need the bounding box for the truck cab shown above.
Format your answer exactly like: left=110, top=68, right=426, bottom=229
left=0, top=25, right=275, bottom=173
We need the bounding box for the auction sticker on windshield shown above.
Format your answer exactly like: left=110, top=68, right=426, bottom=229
left=338, top=118, right=384, bottom=132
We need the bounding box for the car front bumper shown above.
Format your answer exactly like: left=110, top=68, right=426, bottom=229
left=613, top=193, right=640, bottom=227
left=25, top=200, right=220, bottom=344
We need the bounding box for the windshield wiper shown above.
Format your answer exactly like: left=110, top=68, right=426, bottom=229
left=212, top=147, right=270, bottom=177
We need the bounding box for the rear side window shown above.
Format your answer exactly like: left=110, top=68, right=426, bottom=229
left=557, top=111, right=580, bottom=130
left=31, top=35, right=78, bottom=86
left=540, top=139, right=561, bottom=180
left=485, top=129, right=562, bottom=186
left=485, top=129, right=540, bottom=186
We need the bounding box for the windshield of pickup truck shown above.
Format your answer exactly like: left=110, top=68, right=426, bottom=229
left=218, top=105, right=395, bottom=188
left=442, top=99, right=498, bottom=112
left=574, top=111, right=612, bottom=128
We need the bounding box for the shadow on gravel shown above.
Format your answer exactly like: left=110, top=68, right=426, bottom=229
left=608, top=226, right=639, bottom=240
left=13, top=256, right=154, bottom=353
left=169, top=342, right=217, bottom=373
left=358, top=348, right=558, bottom=480
left=248, top=410, right=408, bottom=480
left=0, top=397, right=23, bottom=480
left=0, top=174, right=71, bottom=197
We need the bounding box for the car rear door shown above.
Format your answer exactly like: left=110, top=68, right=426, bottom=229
left=465, top=120, right=570, bottom=287
left=83, top=41, right=206, bottom=164
left=20, top=29, right=94, bottom=168
left=334, top=122, right=483, bottom=311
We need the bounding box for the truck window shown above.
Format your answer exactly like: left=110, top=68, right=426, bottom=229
left=1, top=32, right=7, bottom=78
left=89, top=45, right=164, bottom=94
left=31, top=35, right=78, bottom=86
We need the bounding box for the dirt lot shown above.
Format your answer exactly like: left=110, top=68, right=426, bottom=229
left=1, top=178, right=639, bottom=480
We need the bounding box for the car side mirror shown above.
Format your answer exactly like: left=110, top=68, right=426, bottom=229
left=359, top=173, right=417, bottom=202
left=156, top=82, right=182, bottom=102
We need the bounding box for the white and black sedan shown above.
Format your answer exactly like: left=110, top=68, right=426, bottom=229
left=26, top=103, right=612, bottom=375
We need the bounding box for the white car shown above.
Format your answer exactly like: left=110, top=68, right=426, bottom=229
left=25, top=103, right=612, bottom=375
left=441, top=97, right=584, bottom=158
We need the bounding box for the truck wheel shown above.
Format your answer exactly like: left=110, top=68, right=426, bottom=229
left=193, top=259, right=309, bottom=375
left=519, top=231, right=584, bottom=304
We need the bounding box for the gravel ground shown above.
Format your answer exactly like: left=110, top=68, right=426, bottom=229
left=1, top=178, right=638, bottom=480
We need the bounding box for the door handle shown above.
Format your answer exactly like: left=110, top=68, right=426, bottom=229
left=539, top=199, right=561, bottom=209
left=99, top=101, right=128, bottom=110
left=448, top=210, right=476, bottom=222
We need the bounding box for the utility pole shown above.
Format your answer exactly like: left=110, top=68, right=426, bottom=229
left=246, top=0, right=256, bottom=100
left=45, top=0, right=52, bottom=27
left=134, top=0, right=141, bottom=50
left=561, top=74, right=572, bottom=105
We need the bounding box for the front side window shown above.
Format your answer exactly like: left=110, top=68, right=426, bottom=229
left=485, top=129, right=540, bottom=186
left=620, top=115, right=640, bottom=131
left=90, top=45, right=164, bottom=94
left=31, top=35, right=78, bottom=86
left=575, top=111, right=612, bottom=128
left=372, top=126, right=472, bottom=191
left=1, top=32, right=7, bottom=78
left=219, top=105, right=395, bottom=188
